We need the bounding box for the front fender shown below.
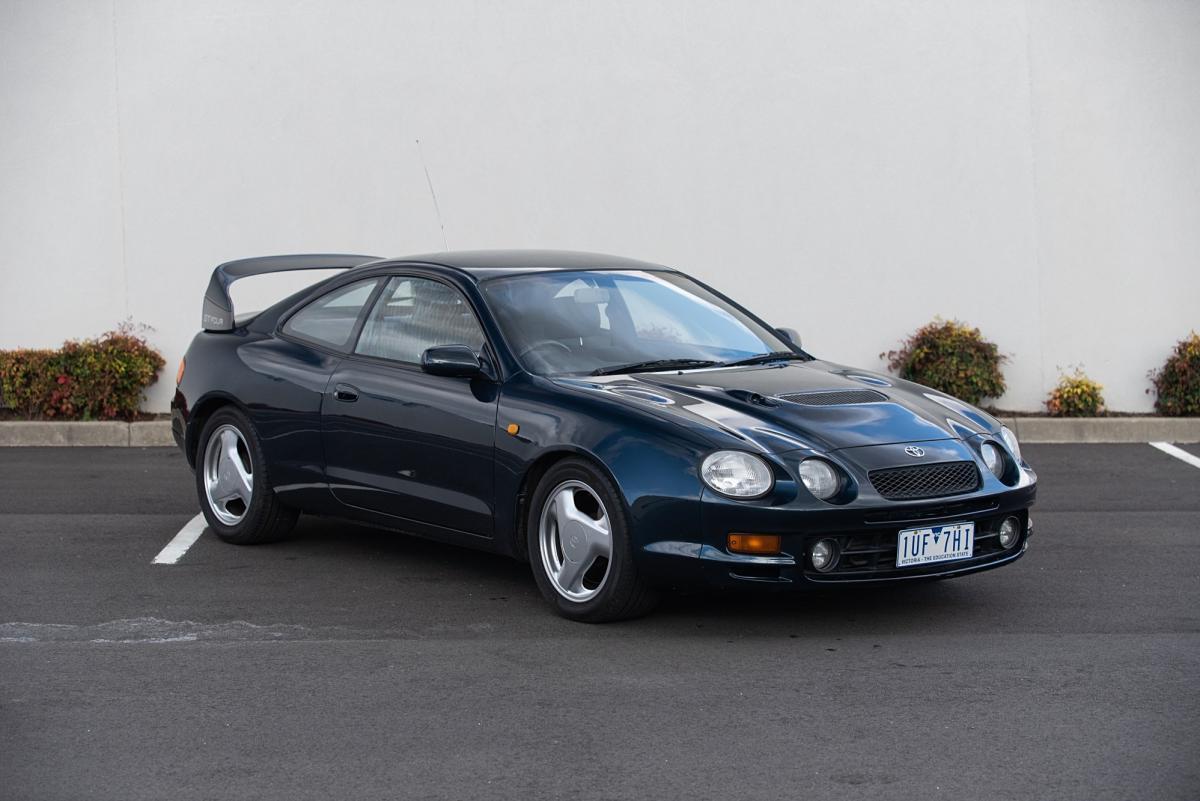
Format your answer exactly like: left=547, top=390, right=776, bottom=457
left=495, top=374, right=715, bottom=558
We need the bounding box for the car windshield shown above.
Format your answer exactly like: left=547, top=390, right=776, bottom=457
left=482, top=270, right=798, bottom=376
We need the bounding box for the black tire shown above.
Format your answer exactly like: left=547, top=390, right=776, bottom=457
left=526, top=458, right=658, bottom=622
left=194, top=407, right=298, bottom=545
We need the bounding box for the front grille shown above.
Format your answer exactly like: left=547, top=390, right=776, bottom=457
left=777, top=389, right=888, bottom=406
left=868, top=461, right=980, bottom=500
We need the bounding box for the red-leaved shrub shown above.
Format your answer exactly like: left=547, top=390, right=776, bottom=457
left=0, top=325, right=165, bottom=420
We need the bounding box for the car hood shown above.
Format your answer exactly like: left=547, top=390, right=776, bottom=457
left=553, top=360, right=1001, bottom=454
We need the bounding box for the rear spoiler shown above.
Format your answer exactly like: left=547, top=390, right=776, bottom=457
left=202, top=254, right=381, bottom=331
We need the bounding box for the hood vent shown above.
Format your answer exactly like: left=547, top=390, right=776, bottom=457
left=777, top=389, right=889, bottom=406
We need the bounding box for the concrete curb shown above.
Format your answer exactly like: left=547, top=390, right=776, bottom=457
left=998, top=416, right=1200, bottom=444
left=1, top=417, right=1197, bottom=446
left=130, top=421, right=176, bottom=447
left=0, top=420, right=175, bottom=447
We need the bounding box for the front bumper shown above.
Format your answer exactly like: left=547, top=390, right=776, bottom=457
left=641, top=481, right=1036, bottom=589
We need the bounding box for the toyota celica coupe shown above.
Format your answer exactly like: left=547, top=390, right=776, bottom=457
left=172, top=250, right=1036, bottom=621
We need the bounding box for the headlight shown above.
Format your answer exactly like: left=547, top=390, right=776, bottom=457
left=981, top=442, right=1004, bottom=478
left=701, top=451, right=774, bottom=498
left=999, top=425, right=1021, bottom=461
left=797, top=458, right=841, bottom=500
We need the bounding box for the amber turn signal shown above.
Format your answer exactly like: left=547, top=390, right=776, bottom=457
left=176, top=357, right=186, bottom=386
left=505, top=423, right=520, bottom=436
left=727, top=533, right=781, bottom=555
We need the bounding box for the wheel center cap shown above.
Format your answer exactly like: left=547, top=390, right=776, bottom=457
left=563, top=522, right=587, bottom=562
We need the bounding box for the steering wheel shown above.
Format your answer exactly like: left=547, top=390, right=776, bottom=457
left=518, top=339, right=574, bottom=363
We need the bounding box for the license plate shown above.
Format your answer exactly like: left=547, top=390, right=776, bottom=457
left=896, top=521, right=974, bottom=568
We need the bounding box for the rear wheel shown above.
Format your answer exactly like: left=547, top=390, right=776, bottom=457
left=527, top=458, right=657, bottom=622
left=195, top=407, right=298, bottom=544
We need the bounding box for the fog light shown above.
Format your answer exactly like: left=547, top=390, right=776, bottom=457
left=810, top=538, right=839, bottom=572
left=998, top=516, right=1020, bottom=548
left=728, top=534, right=781, bottom=555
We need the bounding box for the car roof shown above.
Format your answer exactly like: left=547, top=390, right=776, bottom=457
left=375, top=249, right=672, bottom=280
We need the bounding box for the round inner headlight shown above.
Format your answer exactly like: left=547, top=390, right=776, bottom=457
left=998, top=516, right=1020, bottom=548
left=810, top=538, right=839, bottom=572
left=1000, top=425, right=1022, bottom=461
left=981, top=442, right=1004, bottom=478
left=798, top=458, right=841, bottom=500
left=701, top=451, right=774, bottom=498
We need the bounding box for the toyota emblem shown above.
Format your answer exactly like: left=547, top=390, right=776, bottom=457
left=904, top=446, right=925, bottom=457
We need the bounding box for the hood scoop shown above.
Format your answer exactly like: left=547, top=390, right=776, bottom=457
left=725, top=388, right=781, bottom=407
left=777, top=389, right=889, bottom=406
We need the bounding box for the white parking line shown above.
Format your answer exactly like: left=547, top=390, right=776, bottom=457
left=152, top=514, right=207, bottom=564
left=1149, top=441, right=1200, bottom=470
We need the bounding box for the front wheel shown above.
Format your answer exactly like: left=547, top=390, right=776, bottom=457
left=195, top=407, right=298, bottom=545
left=527, top=458, right=657, bottom=622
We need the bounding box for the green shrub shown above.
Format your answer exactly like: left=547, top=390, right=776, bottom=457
left=1149, top=331, right=1200, bottom=416
left=0, top=325, right=165, bottom=420
left=1046, top=368, right=1104, bottom=417
left=884, top=318, right=1007, bottom=405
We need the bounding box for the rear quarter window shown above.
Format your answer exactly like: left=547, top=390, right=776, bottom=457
left=281, top=279, right=379, bottom=350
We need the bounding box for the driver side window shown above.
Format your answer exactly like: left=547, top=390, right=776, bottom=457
left=355, top=277, right=486, bottom=364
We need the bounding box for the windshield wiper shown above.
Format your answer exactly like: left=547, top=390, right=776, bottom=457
left=590, top=358, right=722, bottom=376
left=721, top=351, right=809, bottom=368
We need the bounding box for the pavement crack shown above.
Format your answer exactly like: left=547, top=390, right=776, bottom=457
left=0, top=617, right=316, bottom=644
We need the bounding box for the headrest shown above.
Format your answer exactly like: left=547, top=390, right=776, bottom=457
left=412, top=280, right=463, bottom=307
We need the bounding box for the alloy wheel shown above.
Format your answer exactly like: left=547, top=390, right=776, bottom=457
left=538, top=480, right=613, bottom=602
left=202, top=424, right=254, bottom=525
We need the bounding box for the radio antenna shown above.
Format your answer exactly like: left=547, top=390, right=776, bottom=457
left=415, top=138, right=449, bottom=251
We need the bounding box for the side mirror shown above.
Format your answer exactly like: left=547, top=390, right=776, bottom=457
left=776, top=327, right=801, bottom=349
left=421, top=345, right=483, bottom=378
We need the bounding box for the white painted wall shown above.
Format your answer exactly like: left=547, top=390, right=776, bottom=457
left=1, top=0, right=1197, bottom=413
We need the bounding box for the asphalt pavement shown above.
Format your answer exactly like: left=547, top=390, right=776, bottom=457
left=1, top=444, right=1197, bottom=800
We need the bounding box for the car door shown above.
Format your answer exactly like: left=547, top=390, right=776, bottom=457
left=251, top=276, right=383, bottom=508
left=321, top=274, right=499, bottom=537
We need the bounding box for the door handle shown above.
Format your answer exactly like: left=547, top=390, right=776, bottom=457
left=333, top=383, right=359, bottom=403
